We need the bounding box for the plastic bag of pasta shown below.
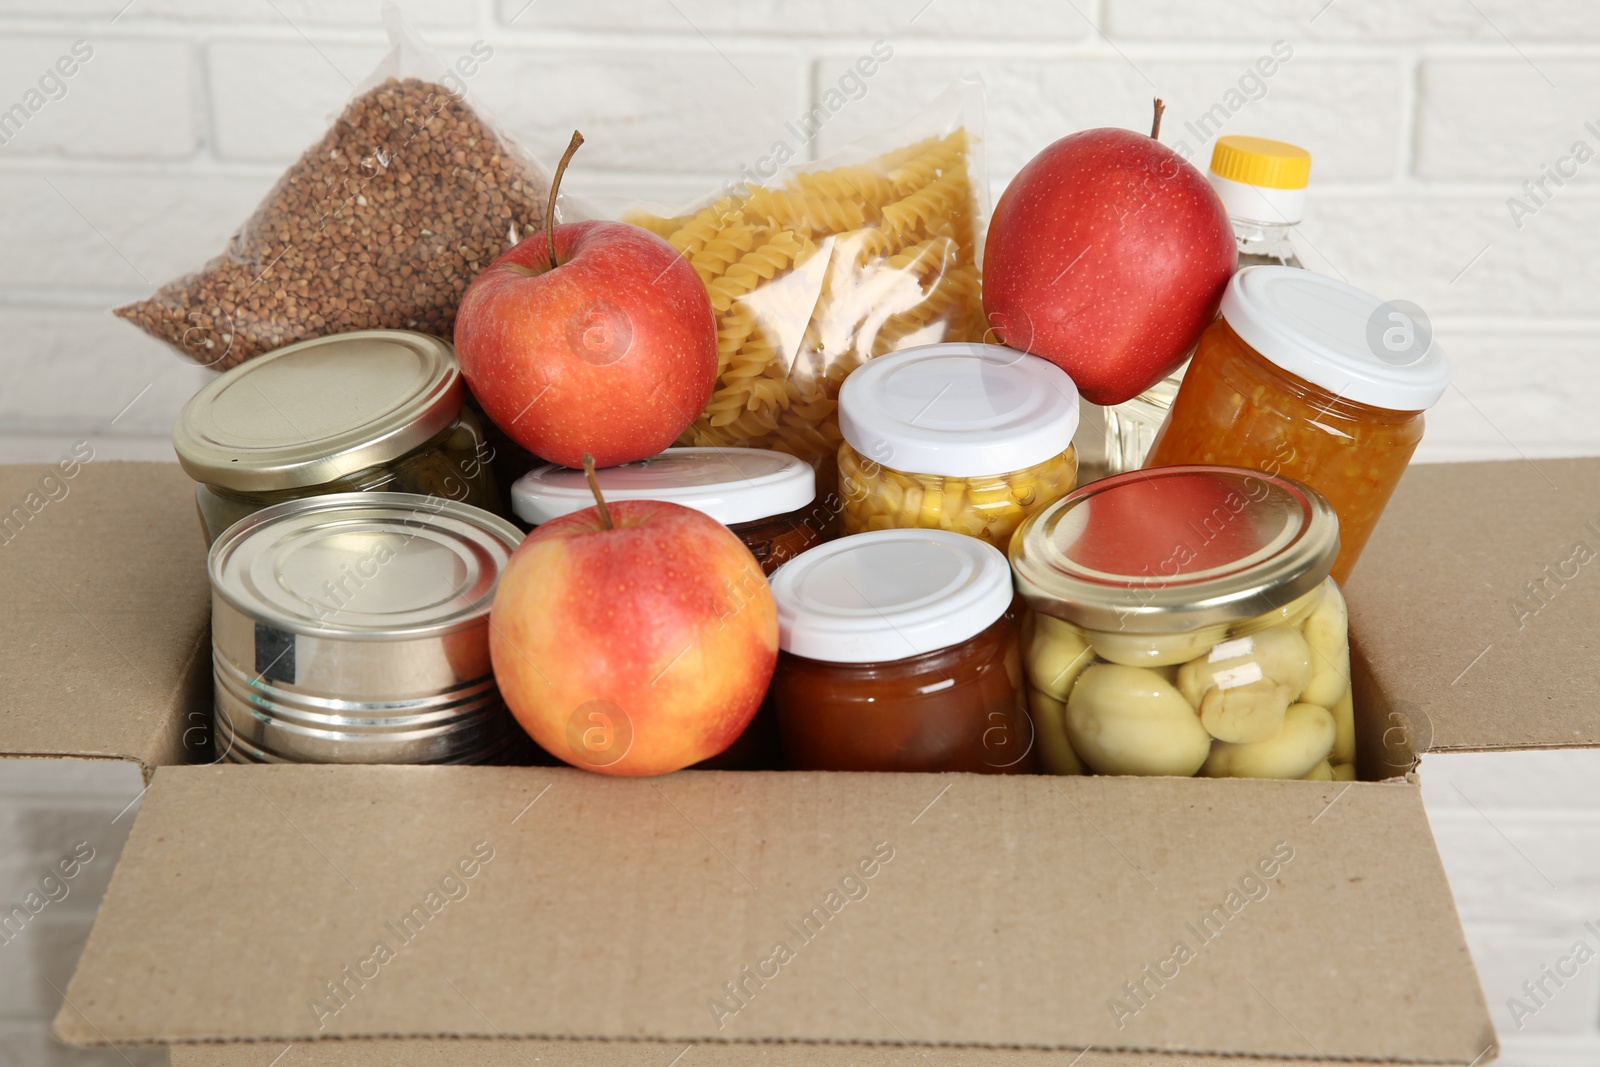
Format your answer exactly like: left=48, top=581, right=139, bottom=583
left=623, top=77, right=990, bottom=486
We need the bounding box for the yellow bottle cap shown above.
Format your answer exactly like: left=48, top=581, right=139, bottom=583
left=1208, top=136, right=1312, bottom=191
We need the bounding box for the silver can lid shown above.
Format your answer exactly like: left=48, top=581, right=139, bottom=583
left=1009, top=465, right=1339, bottom=633
left=173, top=330, right=463, bottom=492
left=208, top=492, right=523, bottom=638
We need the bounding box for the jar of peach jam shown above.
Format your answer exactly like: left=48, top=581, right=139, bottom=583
left=768, top=529, right=1035, bottom=773
left=1146, top=267, right=1449, bottom=582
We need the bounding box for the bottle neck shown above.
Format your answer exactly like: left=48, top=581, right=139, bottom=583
left=1231, top=217, right=1302, bottom=269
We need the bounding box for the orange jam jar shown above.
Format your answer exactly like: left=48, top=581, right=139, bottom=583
left=1146, top=267, right=1449, bottom=582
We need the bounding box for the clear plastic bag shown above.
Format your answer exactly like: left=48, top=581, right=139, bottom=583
left=623, top=77, right=990, bottom=483
left=114, top=5, right=557, bottom=371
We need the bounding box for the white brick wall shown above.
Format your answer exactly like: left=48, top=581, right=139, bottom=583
left=0, top=3, right=1598, bottom=1065
left=0, top=0, right=1594, bottom=464
left=0, top=759, right=163, bottom=1067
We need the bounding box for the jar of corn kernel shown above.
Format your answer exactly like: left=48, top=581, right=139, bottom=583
left=837, top=343, right=1080, bottom=548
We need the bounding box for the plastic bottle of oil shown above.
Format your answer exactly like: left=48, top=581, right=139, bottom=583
left=1075, top=136, right=1311, bottom=482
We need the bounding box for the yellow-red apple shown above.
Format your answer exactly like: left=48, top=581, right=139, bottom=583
left=490, top=496, right=777, bottom=776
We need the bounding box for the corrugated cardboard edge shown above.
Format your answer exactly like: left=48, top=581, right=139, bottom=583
left=81, top=1035, right=1502, bottom=1065
left=164, top=1037, right=1495, bottom=1067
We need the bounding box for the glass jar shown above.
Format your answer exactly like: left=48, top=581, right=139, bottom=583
left=511, top=447, right=827, bottom=576
left=1011, top=466, right=1355, bottom=780
left=768, top=529, right=1035, bottom=773
left=1145, top=267, right=1449, bottom=583
left=1079, top=136, right=1312, bottom=482
left=175, top=330, right=502, bottom=544
left=837, top=342, right=1080, bottom=547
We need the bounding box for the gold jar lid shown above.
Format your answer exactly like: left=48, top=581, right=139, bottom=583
left=173, top=330, right=464, bottom=492
left=1009, top=465, right=1339, bottom=632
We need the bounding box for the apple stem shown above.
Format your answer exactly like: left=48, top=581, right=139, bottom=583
left=1150, top=98, right=1165, bottom=140
left=546, top=130, right=584, bottom=272
left=582, top=453, right=615, bottom=530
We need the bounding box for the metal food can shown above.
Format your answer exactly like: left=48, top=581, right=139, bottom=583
left=207, top=491, right=524, bottom=764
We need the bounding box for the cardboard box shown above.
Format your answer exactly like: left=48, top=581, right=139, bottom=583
left=0, top=462, right=213, bottom=777
left=16, top=457, right=1600, bottom=1064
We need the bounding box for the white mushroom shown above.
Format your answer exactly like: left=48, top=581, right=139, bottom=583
left=1198, top=677, right=1295, bottom=744
left=1083, top=623, right=1230, bottom=668
left=1028, top=687, right=1084, bottom=775
left=1202, top=703, right=1337, bottom=780
left=1301, top=760, right=1334, bottom=781
left=1329, top=686, right=1356, bottom=766
left=1025, top=614, right=1094, bottom=701
left=1177, top=625, right=1313, bottom=742
left=1300, top=581, right=1350, bottom=708
left=1065, top=664, right=1213, bottom=777
left=1233, top=582, right=1326, bottom=636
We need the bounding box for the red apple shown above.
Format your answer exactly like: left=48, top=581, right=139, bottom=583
left=490, top=494, right=778, bottom=777
left=454, top=134, right=717, bottom=468
left=983, top=123, right=1236, bottom=407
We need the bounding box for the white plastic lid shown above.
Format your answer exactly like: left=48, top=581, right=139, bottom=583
left=838, top=343, right=1080, bottom=477
left=1208, top=171, right=1306, bottom=226
left=511, top=447, right=815, bottom=526
left=771, top=529, right=1014, bottom=664
left=1220, top=266, right=1451, bottom=411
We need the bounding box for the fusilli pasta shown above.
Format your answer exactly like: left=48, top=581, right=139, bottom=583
left=625, top=129, right=984, bottom=481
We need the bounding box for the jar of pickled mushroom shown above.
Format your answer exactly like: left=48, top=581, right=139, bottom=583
left=174, top=330, right=502, bottom=544
left=1010, top=465, right=1355, bottom=781
left=512, top=447, right=826, bottom=575
left=1145, top=267, right=1449, bottom=583
left=768, top=529, right=1035, bottom=773
left=837, top=342, right=1080, bottom=547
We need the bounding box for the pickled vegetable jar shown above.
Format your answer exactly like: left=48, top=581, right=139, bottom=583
left=174, top=330, right=502, bottom=543
left=837, top=343, right=1080, bottom=547
left=512, top=447, right=825, bottom=575
left=1010, top=466, right=1355, bottom=780
left=1145, top=267, right=1449, bottom=582
left=768, top=529, right=1035, bottom=773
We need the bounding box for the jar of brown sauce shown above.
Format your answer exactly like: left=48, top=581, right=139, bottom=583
left=767, top=529, right=1035, bottom=773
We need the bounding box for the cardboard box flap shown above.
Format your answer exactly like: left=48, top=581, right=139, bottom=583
left=1346, top=457, right=1600, bottom=754
left=61, top=764, right=1493, bottom=1062
left=164, top=1039, right=1486, bottom=1067
left=0, top=462, right=212, bottom=775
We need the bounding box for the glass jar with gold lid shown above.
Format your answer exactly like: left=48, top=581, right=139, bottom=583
left=1010, top=465, right=1355, bottom=781
left=837, top=342, right=1080, bottom=547
left=173, top=330, right=502, bottom=543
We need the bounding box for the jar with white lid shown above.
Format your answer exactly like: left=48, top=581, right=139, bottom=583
left=768, top=529, right=1035, bottom=773
left=173, top=330, right=501, bottom=543
left=1146, top=266, right=1451, bottom=583
left=512, top=447, right=828, bottom=575
left=1010, top=465, right=1354, bottom=781
left=837, top=342, right=1080, bottom=547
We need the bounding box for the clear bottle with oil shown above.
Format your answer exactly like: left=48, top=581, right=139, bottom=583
left=1076, top=136, right=1312, bottom=482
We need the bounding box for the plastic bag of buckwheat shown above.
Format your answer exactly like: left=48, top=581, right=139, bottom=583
left=115, top=5, right=559, bottom=371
